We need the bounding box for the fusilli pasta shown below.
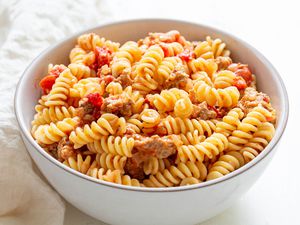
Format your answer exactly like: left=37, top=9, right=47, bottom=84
left=31, top=30, right=276, bottom=188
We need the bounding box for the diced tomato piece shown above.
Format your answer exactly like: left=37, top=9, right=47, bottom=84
left=207, top=105, right=220, bottom=118
left=101, top=75, right=114, bottom=85
left=228, top=63, right=253, bottom=85
left=159, top=43, right=170, bottom=57
left=159, top=30, right=181, bottom=43
left=233, top=76, right=247, bottom=90
left=178, top=49, right=195, bottom=62
left=93, top=47, right=112, bottom=70
left=49, top=65, right=65, bottom=77
left=39, top=75, right=58, bottom=94
left=263, top=96, right=270, bottom=103
left=39, top=65, right=65, bottom=94
left=86, top=93, right=103, bottom=107
left=177, top=36, right=186, bottom=46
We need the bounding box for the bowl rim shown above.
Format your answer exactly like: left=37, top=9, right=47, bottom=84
left=14, top=18, right=289, bottom=192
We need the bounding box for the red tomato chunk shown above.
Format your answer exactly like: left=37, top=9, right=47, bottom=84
left=86, top=93, right=103, bottom=107
left=233, top=76, right=247, bottom=90
left=94, top=47, right=112, bottom=70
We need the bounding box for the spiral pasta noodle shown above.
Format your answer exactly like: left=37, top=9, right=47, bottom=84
left=213, top=70, right=236, bottom=89
left=216, top=108, right=244, bottom=136
left=32, top=30, right=276, bottom=188
left=34, top=117, right=80, bottom=145
left=69, top=47, right=86, bottom=64
left=143, top=157, right=172, bottom=175
left=32, top=106, right=76, bottom=126
left=87, top=136, right=134, bottom=157
left=228, top=107, right=273, bottom=151
left=206, top=36, right=230, bottom=58
left=240, top=122, right=275, bottom=162
left=188, top=58, right=217, bottom=78
left=177, top=132, right=228, bottom=163
left=194, top=41, right=214, bottom=59
left=150, top=88, right=189, bottom=113
left=177, top=130, right=206, bottom=145
left=133, top=45, right=164, bottom=92
left=156, top=57, right=182, bottom=85
left=77, top=33, right=119, bottom=52
left=143, top=161, right=207, bottom=187
left=69, top=114, right=126, bottom=148
left=193, top=80, right=240, bottom=108
left=63, top=153, right=98, bottom=175
left=206, top=151, right=244, bottom=180
left=158, top=116, right=217, bottom=136
left=89, top=168, right=143, bottom=187
left=45, top=69, right=78, bottom=107
left=68, top=63, right=94, bottom=80
left=111, top=41, right=142, bottom=77
left=96, top=152, right=127, bottom=173
left=69, top=78, right=105, bottom=98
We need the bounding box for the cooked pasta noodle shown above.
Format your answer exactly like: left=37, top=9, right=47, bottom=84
left=206, top=151, right=244, bottom=180
left=194, top=41, right=214, bottom=59
left=177, top=133, right=228, bottom=163
left=193, top=80, right=240, bottom=108
left=240, top=122, right=275, bottom=162
left=227, top=106, right=273, bottom=151
left=45, top=69, right=78, bottom=106
left=143, top=161, right=207, bottom=187
left=143, top=157, right=172, bottom=175
left=63, top=153, right=98, bottom=174
left=87, top=136, right=134, bottom=157
left=32, top=106, right=76, bottom=125
left=158, top=116, right=217, bottom=136
left=34, top=117, right=80, bottom=144
left=69, top=114, right=126, bottom=148
left=206, top=36, right=230, bottom=58
left=32, top=30, right=276, bottom=188
left=96, top=152, right=127, bottom=173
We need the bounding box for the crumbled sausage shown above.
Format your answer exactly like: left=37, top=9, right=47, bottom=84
left=215, top=56, right=232, bottom=70
left=76, top=99, right=101, bottom=124
left=124, top=158, right=145, bottom=180
left=42, top=143, right=58, bottom=159
left=125, top=135, right=177, bottom=179
left=228, top=63, right=253, bottom=85
left=238, top=87, right=275, bottom=120
left=57, top=137, right=77, bottom=161
left=191, top=102, right=217, bottom=119
left=116, top=72, right=133, bottom=88
left=133, top=135, right=177, bottom=159
left=101, top=95, right=133, bottom=117
left=163, top=70, right=193, bottom=92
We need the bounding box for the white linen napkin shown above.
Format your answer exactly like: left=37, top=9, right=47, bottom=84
left=0, top=1, right=112, bottom=224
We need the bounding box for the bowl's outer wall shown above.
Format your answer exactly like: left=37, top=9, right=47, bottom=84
left=16, top=20, right=287, bottom=225
left=23, top=133, right=278, bottom=225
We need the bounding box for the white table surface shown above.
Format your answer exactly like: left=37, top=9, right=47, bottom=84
left=64, top=0, right=300, bottom=224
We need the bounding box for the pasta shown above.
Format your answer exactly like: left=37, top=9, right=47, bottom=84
left=157, top=116, right=217, bottom=136
left=143, top=161, right=207, bottom=187
left=177, top=133, right=228, bottom=163
left=206, top=151, right=244, bottom=180
left=31, top=30, right=277, bottom=187
left=63, top=153, right=98, bottom=175
left=96, top=152, right=127, bottom=173
left=87, top=136, right=134, bottom=157
left=34, top=117, right=80, bottom=145
left=193, top=80, right=240, bottom=108
left=111, top=41, right=142, bottom=77
left=32, top=106, right=76, bottom=126
left=69, top=114, right=126, bottom=149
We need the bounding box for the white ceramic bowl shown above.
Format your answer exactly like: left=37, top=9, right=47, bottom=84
left=14, top=19, right=289, bottom=225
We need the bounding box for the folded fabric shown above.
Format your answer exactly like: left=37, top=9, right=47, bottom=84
left=0, top=1, right=112, bottom=224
